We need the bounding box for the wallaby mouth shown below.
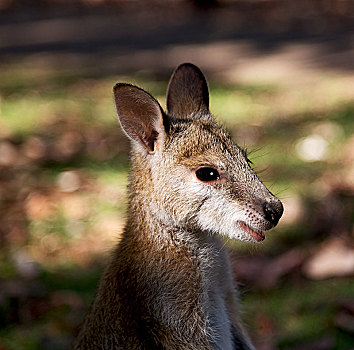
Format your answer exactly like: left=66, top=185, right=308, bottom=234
left=237, top=221, right=265, bottom=242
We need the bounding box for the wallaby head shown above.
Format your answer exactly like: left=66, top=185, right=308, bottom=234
left=113, top=63, right=283, bottom=243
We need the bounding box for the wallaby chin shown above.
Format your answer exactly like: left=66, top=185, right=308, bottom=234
left=72, top=63, right=283, bottom=350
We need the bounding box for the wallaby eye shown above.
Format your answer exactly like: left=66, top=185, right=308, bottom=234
left=195, top=167, right=220, bottom=182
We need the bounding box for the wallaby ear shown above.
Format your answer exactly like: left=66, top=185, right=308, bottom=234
left=167, top=63, right=209, bottom=118
left=113, top=83, right=165, bottom=154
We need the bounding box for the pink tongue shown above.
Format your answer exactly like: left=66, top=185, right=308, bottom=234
left=239, top=222, right=265, bottom=242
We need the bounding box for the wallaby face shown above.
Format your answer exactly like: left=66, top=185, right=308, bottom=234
left=114, top=63, right=283, bottom=244
left=74, top=63, right=283, bottom=350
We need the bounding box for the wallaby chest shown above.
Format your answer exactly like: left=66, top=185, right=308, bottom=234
left=117, top=232, right=236, bottom=349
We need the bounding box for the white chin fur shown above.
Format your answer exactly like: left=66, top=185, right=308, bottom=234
left=196, top=196, right=261, bottom=243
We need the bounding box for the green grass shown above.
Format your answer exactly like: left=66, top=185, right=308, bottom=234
left=242, top=279, right=354, bottom=348
left=1, top=327, right=40, bottom=350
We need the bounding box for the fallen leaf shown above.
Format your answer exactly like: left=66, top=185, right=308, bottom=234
left=303, top=237, right=354, bottom=279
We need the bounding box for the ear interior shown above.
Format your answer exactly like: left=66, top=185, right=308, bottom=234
left=167, top=63, right=209, bottom=118
left=113, top=84, right=165, bottom=153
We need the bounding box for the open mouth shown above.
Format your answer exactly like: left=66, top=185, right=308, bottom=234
left=237, top=221, right=265, bottom=242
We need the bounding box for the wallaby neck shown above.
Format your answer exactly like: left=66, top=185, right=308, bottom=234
left=126, top=151, right=197, bottom=243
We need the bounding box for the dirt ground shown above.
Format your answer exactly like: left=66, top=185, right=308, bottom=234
left=1, top=0, right=354, bottom=83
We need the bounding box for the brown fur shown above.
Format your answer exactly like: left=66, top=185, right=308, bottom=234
left=72, top=63, right=283, bottom=350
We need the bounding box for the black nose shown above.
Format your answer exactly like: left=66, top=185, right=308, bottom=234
left=263, top=202, right=283, bottom=226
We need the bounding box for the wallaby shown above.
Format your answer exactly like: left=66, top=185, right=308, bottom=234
left=72, top=63, right=283, bottom=350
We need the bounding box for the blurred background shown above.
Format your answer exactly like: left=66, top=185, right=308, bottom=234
left=0, top=0, right=353, bottom=349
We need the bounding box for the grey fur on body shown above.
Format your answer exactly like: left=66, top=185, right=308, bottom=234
left=72, top=63, right=283, bottom=350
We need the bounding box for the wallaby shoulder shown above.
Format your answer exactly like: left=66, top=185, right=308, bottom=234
left=74, top=225, right=222, bottom=349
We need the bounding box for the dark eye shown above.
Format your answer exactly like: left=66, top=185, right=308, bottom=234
left=195, top=167, right=220, bottom=182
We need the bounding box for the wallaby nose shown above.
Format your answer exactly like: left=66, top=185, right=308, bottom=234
left=263, top=201, right=283, bottom=226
